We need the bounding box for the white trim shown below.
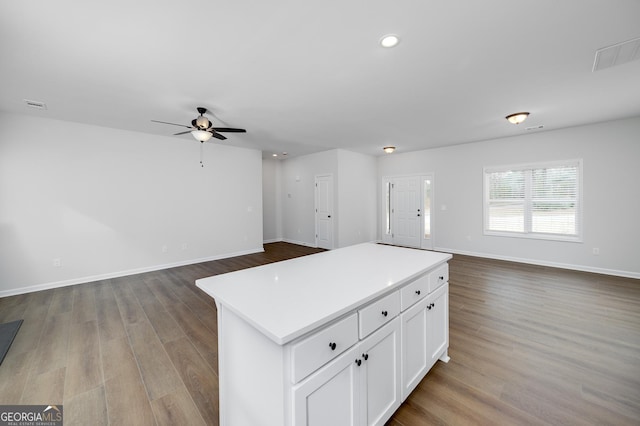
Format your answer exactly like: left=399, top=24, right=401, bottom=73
left=263, top=238, right=284, bottom=244
left=434, top=246, right=640, bottom=280
left=0, top=247, right=265, bottom=298
left=282, top=238, right=319, bottom=248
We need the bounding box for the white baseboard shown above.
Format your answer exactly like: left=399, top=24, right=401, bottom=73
left=0, top=247, right=265, bottom=298
left=263, top=238, right=284, bottom=244
left=434, top=246, right=640, bottom=280
left=282, top=238, right=318, bottom=248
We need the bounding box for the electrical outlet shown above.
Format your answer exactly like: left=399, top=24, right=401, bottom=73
left=592, top=248, right=600, bottom=255
left=162, top=245, right=168, bottom=253
left=53, top=258, right=61, bottom=267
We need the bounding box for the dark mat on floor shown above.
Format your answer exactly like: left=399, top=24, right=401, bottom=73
left=0, top=319, right=23, bottom=365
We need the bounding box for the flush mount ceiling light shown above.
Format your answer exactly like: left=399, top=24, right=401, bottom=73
left=380, top=34, right=400, bottom=48
left=383, top=146, right=396, bottom=153
left=506, top=112, right=530, bottom=124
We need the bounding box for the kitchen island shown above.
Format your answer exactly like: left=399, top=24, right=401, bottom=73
left=196, top=242, right=452, bottom=426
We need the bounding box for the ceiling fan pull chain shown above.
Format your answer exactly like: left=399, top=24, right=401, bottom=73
left=200, top=141, right=204, bottom=167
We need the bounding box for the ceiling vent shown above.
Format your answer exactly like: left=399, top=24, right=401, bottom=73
left=24, top=99, right=47, bottom=110
left=592, top=37, right=640, bottom=72
left=525, top=125, right=544, bottom=131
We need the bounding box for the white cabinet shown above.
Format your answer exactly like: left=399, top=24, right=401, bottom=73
left=294, top=319, right=401, bottom=426
left=196, top=243, right=452, bottom=426
left=400, top=283, right=449, bottom=400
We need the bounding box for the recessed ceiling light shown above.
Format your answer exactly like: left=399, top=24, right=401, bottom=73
left=380, top=35, right=400, bottom=48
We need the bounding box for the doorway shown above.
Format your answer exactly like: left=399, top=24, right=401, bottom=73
left=382, top=174, right=434, bottom=250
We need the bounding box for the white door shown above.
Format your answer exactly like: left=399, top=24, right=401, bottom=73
left=392, top=176, right=421, bottom=248
left=315, top=174, right=333, bottom=249
left=383, top=174, right=434, bottom=250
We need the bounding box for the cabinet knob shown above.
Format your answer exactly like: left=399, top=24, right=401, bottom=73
left=329, top=342, right=337, bottom=350
left=439, top=276, right=444, bottom=281
left=427, top=305, right=432, bottom=310
left=362, top=353, right=369, bottom=361
left=415, top=290, right=421, bottom=295
left=381, top=310, right=388, bottom=317
left=355, top=359, right=362, bottom=366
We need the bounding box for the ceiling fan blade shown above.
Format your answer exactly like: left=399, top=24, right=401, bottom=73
left=151, top=120, right=192, bottom=129
left=173, top=130, right=192, bottom=135
left=212, top=127, right=246, bottom=133
left=211, top=131, right=227, bottom=140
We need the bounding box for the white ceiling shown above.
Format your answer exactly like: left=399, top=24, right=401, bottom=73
left=1, top=0, right=639, bottom=159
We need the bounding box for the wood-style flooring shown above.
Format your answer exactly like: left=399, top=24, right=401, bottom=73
left=0, top=242, right=638, bottom=425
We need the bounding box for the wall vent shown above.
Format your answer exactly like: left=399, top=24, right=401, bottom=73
left=24, top=99, right=47, bottom=110
left=525, top=125, right=544, bottom=131
left=593, top=37, right=640, bottom=72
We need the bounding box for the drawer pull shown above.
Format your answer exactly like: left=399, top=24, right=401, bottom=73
left=329, top=342, right=337, bottom=351
left=362, top=353, right=369, bottom=361
left=355, top=359, right=362, bottom=366
left=415, top=290, right=421, bottom=295
left=381, top=310, right=388, bottom=317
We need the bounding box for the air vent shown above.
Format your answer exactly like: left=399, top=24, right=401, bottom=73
left=24, top=99, right=47, bottom=110
left=525, top=125, right=544, bottom=131
left=593, top=37, right=640, bottom=72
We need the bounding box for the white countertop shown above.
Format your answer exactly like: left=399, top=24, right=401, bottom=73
left=196, top=243, right=452, bottom=345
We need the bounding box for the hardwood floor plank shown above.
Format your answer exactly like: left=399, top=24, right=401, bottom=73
left=110, top=279, right=147, bottom=326
left=95, top=281, right=127, bottom=344
left=64, top=385, right=108, bottom=426
left=165, top=303, right=218, bottom=373
left=130, top=279, right=184, bottom=344
left=101, top=337, right=155, bottom=426
left=32, top=311, right=71, bottom=374
left=64, top=320, right=102, bottom=399
left=126, top=320, right=183, bottom=401
left=20, top=366, right=66, bottom=405
left=151, top=387, right=206, bottom=426
left=0, top=349, right=34, bottom=404
left=164, top=336, right=219, bottom=426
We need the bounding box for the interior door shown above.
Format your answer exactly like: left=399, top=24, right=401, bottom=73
left=315, top=174, right=333, bottom=249
left=392, top=176, right=421, bottom=248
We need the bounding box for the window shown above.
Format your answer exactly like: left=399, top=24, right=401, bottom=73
left=484, top=160, right=582, bottom=241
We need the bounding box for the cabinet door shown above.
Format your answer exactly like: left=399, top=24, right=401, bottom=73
left=427, top=283, right=449, bottom=369
left=293, top=345, right=360, bottom=426
left=359, top=318, right=401, bottom=426
left=400, top=295, right=430, bottom=400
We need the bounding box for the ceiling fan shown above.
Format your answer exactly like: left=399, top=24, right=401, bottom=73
left=152, top=107, right=246, bottom=142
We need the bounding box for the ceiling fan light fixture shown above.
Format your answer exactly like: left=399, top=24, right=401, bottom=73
left=195, top=115, right=210, bottom=129
left=191, top=130, right=213, bottom=142
left=380, top=34, right=400, bottom=48
left=383, top=146, right=396, bottom=154
left=506, top=112, right=530, bottom=124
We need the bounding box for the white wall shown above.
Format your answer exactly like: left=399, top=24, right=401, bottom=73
left=378, top=116, right=640, bottom=278
left=0, top=113, right=264, bottom=296
left=336, top=149, right=377, bottom=247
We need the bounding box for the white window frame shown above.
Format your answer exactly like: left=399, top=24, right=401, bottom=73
left=483, top=159, right=583, bottom=242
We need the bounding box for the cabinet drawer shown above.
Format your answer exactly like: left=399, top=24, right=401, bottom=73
left=400, top=273, right=429, bottom=311
left=291, top=313, right=358, bottom=383
left=429, top=263, right=449, bottom=292
left=358, top=291, right=400, bottom=339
